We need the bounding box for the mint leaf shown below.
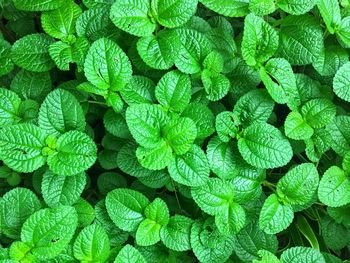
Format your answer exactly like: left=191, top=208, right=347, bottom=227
left=333, top=62, right=350, bottom=102
left=0, top=88, right=21, bottom=127
left=199, top=0, right=249, bottom=17
left=301, top=98, right=336, bottom=128
left=277, top=0, right=317, bottom=15
left=12, top=0, right=64, bottom=11
left=317, top=0, right=341, bottom=34
left=284, top=111, right=314, bottom=140
left=115, top=245, right=147, bottom=263
left=280, top=247, right=325, bottom=263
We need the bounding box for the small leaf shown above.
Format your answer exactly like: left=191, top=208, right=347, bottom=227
left=136, top=218, right=162, bottom=246
left=280, top=246, right=325, bottom=263
left=333, top=62, right=350, bottom=102
left=284, top=111, right=314, bottom=140
left=114, top=245, right=147, bottom=263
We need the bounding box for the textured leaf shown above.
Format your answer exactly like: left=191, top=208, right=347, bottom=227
left=326, top=115, right=350, bottom=156
left=47, top=130, right=97, bottom=176
left=321, top=216, right=349, bottom=250
left=318, top=166, right=350, bottom=207
left=120, top=75, right=155, bottom=105
left=333, top=62, right=350, bottom=102
left=136, top=142, right=173, bottom=170
left=106, top=188, right=150, bottom=231
left=0, top=88, right=21, bottom=127
left=168, top=144, right=210, bottom=187
left=21, top=206, right=78, bottom=259
left=277, top=0, right=317, bottom=15
left=336, top=17, right=350, bottom=48
left=199, top=0, right=249, bottom=17
left=39, top=89, right=85, bottom=136
left=41, top=170, right=86, bottom=207
left=12, top=0, right=64, bottom=11
left=215, top=111, right=238, bottom=142
left=241, top=13, right=278, bottom=67
left=103, top=109, right=131, bottom=139
left=301, top=98, right=336, bottom=128
left=114, top=245, right=146, bottom=263
left=284, top=111, right=314, bottom=140
left=73, top=223, right=110, bottom=262
left=259, top=194, right=294, bottom=234
left=280, top=247, right=325, bottom=263
left=155, top=70, right=191, bottom=112
left=249, top=0, right=276, bottom=16
left=84, top=38, right=132, bottom=91
left=160, top=215, right=193, bottom=251
left=0, top=188, right=41, bottom=239
left=238, top=123, right=293, bottom=169
left=215, top=202, right=246, bottom=235
left=11, top=34, right=55, bottom=72
left=0, top=39, right=14, bottom=77
left=202, top=70, right=230, bottom=101
left=277, top=163, right=319, bottom=205
left=109, top=0, right=156, bottom=37
left=317, top=0, right=341, bottom=34
left=0, top=124, right=47, bottom=173
left=136, top=218, right=162, bottom=246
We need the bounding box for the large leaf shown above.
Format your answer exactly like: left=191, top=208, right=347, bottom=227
left=280, top=247, right=325, bottom=263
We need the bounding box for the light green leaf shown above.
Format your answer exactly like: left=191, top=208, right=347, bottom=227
left=317, top=0, right=341, bottom=34
left=318, top=166, right=350, bottom=207
left=21, top=206, right=78, bottom=259
left=202, top=69, right=230, bottom=101
left=284, top=111, right=314, bottom=140
left=215, top=202, right=246, bottom=235
left=259, top=194, right=294, bottom=234
left=278, top=14, right=324, bottom=65
left=333, top=62, right=350, bottom=102
left=73, top=223, right=110, bottom=262
left=47, top=130, right=97, bottom=176
left=106, top=188, right=150, bottom=232
left=260, top=58, right=296, bottom=104
left=155, top=70, right=191, bottom=112
left=277, top=0, right=317, bottom=15
left=238, top=122, right=293, bottom=169
left=168, top=144, right=210, bottom=187
left=326, top=115, right=350, bottom=156
left=11, top=33, right=55, bottom=72
left=114, top=245, right=147, bottom=263
left=0, top=124, right=47, bottom=173
left=301, top=98, right=336, bottom=128
left=41, top=0, right=81, bottom=39
left=0, top=88, right=21, bottom=127
left=280, top=247, right=325, bottom=263
left=109, top=0, right=156, bottom=37
left=135, top=218, right=162, bottom=247
left=126, top=103, right=167, bottom=148
left=277, top=163, right=319, bottom=205
left=215, top=111, right=238, bottom=142
left=144, top=198, right=169, bottom=226
left=73, top=198, right=96, bottom=228
left=199, top=0, right=249, bottom=17
left=163, top=116, right=197, bottom=155
left=160, top=215, right=193, bottom=251
left=12, top=0, right=64, bottom=11
left=84, top=37, right=132, bottom=91
left=0, top=39, right=14, bottom=77
left=120, top=75, right=155, bottom=105
left=39, top=89, right=85, bottom=136
left=0, top=188, right=41, bottom=239
left=41, top=170, right=86, bottom=207
left=136, top=142, right=173, bottom=170
left=321, top=216, right=349, bottom=250
left=241, top=13, right=278, bottom=67
left=249, top=0, right=276, bottom=16
left=336, top=17, right=350, bottom=48
left=253, top=250, right=280, bottom=263
left=203, top=51, right=224, bottom=74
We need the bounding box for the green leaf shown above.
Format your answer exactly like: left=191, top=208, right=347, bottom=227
left=39, top=89, right=85, bottom=136
left=0, top=88, right=21, bottom=127
left=160, top=215, right=193, bottom=251
left=253, top=250, right=280, bottom=263
left=11, top=33, right=55, bottom=72
left=317, top=0, right=341, bottom=34
left=154, top=0, right=198, bottom=28
left=238, top=122, right=293, bottom=169
left=114, top=245, right=147, bottom=263
left=0, top=39, right=14, bottom=77
left=277, top=0, right=317, bottom=15
left=12, top=0, right=64, bottom=11
left=155, top=70, right=191, bottom=112
left=201, top=69, right=230, bottom=101
left=301, top=98, right=336, bottom=128
left=120, top=75, right=155, bottom=105
left=106, top=188, right=150, bottom=231
left=168, top=144, right=210, bottom=187
left=259, top=194, right=294, bottom=234
left=73, top=223, right=110, bottom=262
left=280, top=247, right=325, bottom=263
left=296, top=215, right=319, bottom=250
left=144, top=198, right=169, bottom=226
left=233, top=89, right=275, bottom=127
left=232, top=223, right=278, bottom=262
left=277, top=163, right=319, bottom=205
left=333, top=62, right=350, bottom=102
left=73, top=198, right=96, bottom=228
left=260, top=58, right=296, bottom=104
left=318, top=166, right=350, bottom=207
left=326, top=115, right=350, bottom=156
left=203, top=51, right=224, bottom=74
left=136, top=142, right=173, bottom=170
left=321, top=216, right=349, bottom=250
left=284, top=111, right=314, bottom=140
left=41, top=0, right=81, bottom=39
left=173, top=29, right=212, bottom=74
left=0, top=188, right=41, bottom=239
left=109, top=0, right=156, bottom=37
left=0, top=124, right=47, bottom=173
left=163, top=116, right=197, bottom=155
left=21, top=206, right=78, bottom=259
left=47, top=130, right=97, bottom=176
left=215, top=202, right=246, bottom=235
left=241, top=13, right=279, bottom=67
left=41, top=170, right=86, bottom=207
left=249, top=0, right=276, bottom=16
left=126, top=103, right=167, bottom=148
left=215, top=111, right=238, bottom=142
left=84, top=38, right=132, bottom=91
left=136, top=218, right=162, bottom=246
left=278, top=14, right=324, bottom=65
left=103, top=109, right=131, bottom=139
left=137, top=30, right=177, bottom=70
left=199, top=0, right=249, bottom=17
left=336, top=17, right=350, bottom=48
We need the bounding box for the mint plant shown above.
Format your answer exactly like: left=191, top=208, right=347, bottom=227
left=0, top=0, right=350, bottom=262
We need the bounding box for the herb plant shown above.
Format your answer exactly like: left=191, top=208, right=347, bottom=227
left=0, top=0, right=350, bottom=262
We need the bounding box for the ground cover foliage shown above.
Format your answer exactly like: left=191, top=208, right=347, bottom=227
left=1, top=0, right=350, bottom=262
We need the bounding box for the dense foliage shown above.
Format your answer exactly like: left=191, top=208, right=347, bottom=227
left=1, top=0, right=350, bottom=262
